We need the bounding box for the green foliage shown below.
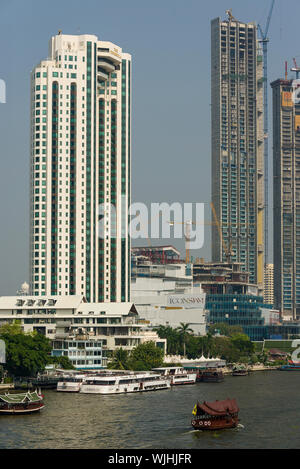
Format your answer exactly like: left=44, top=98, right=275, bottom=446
left=230, top=333, right=254, bottom=356
left=176, top=323, right=193, bottom=357
left=208, top=323, right=244, bottom=337
left=0, top=322, right=51, bottom=377
left=127, top=341, right=164, bottom=371
left=155, top=323, right=259, bottom=364
left=154, top=325, right=181, bottom=355
left=0, top=321, right=23, bottom=336
left=107, top=348, right=129, bottom=370
left=50, top=356, right=75, bottom=370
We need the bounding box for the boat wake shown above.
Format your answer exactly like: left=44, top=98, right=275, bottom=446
left=237, top=423, right=244, bottom=429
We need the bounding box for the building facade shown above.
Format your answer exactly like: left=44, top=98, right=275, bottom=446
left=271, top=79, right=300, bottom=318
left=263, top=263, right=274, bottom=306
left=211, top=12, right=264, bottom=291
left=0, top=296, right=165, bottom=355
left=30, top=33, right=131, bottom=302
left=131, top=262, right=206, bottom=335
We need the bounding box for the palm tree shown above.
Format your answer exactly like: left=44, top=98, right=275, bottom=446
left=108, top=348, right=129, bottom=370
left=176, top=323, right=193, bottom=357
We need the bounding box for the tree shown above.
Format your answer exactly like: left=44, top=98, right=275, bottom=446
left=127, top=341, right=164, bottom=371
left=107, top=348, right=129, bottom=370
left=208, top=323, right=243, bottom=337
left=230, top=333, right=254, bottom=356
left=176, top=323, right=193, bottom=357
left=154, top=325, right=181, bottom=355
left=50, top=356, right=75, bottom=370
left=0, top=327, right=51, bottom=377
left=0, top=321, right=23, bottom=336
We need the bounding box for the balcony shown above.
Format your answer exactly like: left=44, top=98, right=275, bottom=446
left=56, top=321, right=72, bottom=328
left=98, top=61, right=115, bottom=73
left=54, top=332, right=71, bottom=339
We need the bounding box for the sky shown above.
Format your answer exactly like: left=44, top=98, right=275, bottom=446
left=0, top=0, right=297, bottom=294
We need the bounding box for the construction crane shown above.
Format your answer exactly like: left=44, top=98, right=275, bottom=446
left=291, top=58, right=300, bottom=79
left=167, top=220, right=213, bottom=265
left=257, top=0, right=275, bottom=268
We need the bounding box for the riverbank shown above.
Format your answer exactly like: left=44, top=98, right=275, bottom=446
left=222, top=364, right=278, bottom=374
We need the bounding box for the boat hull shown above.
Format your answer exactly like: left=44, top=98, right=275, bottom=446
left=170, top=374, right=196, bottom=385
left=80, top=382, right=170, bottom=394
left=191, top=416, right=239, bottom=431
left=57, top=383, right=81, bottom=392
left=0, top=403, right=44, bottom=415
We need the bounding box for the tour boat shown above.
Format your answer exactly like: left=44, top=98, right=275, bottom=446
left=80, top=372, right=171, bottom=394
left=0, top=390, right=44, bottom=415
left=197, top=368, right=224, bottom=382
left=152, top=366, right=196, bottom=385
left=191, top=398, right=239, bottom=431
left=57, top=374, right=88, bottom=392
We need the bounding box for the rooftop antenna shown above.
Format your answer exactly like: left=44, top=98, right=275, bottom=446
left=257, top=0, right=275, bottom=268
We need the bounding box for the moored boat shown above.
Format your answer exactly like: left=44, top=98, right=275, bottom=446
left=80, top=372, right=170, bottom=394
left=57, top=374, right=87, bottom=392
left=191, top=398, right=239, bottom=430
left=278, top=363, right=300, bottom=371
left=152, top=366, right=196, bottom=385
left=232, top=365, right=249, bottom=376
left=0, top=390, right=44, bottom=415
left=197, top=368, right=224, bottom=382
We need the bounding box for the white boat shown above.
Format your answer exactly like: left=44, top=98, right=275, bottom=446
left=80, top=372, right=171, bottom=394
left=57, top=374, right=87, bottom=392
left=152, top=366, right=196, bottom=385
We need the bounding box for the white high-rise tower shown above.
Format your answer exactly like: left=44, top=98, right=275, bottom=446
left=29, top=33, right=131, bottom=302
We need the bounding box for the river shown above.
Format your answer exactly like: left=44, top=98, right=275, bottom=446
left=0, top=370, right=299, bottom=449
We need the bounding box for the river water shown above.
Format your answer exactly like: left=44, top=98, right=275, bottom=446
left=0, top=370, right=299, bottom=449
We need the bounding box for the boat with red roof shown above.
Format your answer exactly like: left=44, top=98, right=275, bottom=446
left=191, top=398, right=239, bottom=430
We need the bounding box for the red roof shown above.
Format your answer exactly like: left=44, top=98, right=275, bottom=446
left=197, top=398, right=239, bottom=416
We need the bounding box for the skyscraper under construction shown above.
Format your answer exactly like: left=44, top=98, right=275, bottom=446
left=271, top=78, right=300, bottom=318
left=211, top=11, right=264, bottom=292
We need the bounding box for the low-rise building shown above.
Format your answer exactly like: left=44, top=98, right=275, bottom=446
left=0, top=296, right=164, bottom=368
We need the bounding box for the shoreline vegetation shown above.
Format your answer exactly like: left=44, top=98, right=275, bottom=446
left=0, top=321, right=293, bottom=384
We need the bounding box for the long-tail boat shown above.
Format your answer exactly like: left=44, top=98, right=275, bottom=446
left=0, top=390, right=44, bottom=415
left=191, top=398, right=239, bottom=430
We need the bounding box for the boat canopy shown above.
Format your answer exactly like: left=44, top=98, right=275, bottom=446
left=0, top=391, right=41, bottom=404
left=197, top=398, right=239, bottom=416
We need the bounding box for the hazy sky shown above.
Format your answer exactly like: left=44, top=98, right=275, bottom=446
left=0, top=0, right=297, bottom=294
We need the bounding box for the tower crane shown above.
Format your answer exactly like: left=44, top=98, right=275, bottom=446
left=291, top=58, right=300, bottom=79
left=167, top=220, right=213, bottom=265
left=257, top=0, right=275, bottom=268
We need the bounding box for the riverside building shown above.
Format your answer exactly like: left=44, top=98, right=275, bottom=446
left=211, top=12, right=264, bottom=292
left=0, top=296, right=165, bottom=364
left=29, top=33, right=131, bottom=302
